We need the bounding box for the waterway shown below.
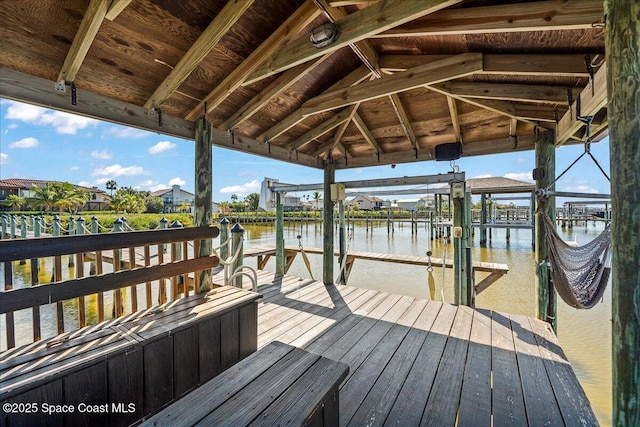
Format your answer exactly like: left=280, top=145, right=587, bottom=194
left=1, top=219, right=611, bottom=425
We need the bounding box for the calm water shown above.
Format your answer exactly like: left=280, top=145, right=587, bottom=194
left=1, top=219, right=611, bottom=425
left=242, top=219, right=612, bottom=426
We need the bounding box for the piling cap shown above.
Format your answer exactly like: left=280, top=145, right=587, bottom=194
left=170, top=220, right=183, bottom=228
left=159, top=217, right=168, bottom=224
left=231, top=223, right=244, bottom=233
left=220, top=217, right=230, bottom=225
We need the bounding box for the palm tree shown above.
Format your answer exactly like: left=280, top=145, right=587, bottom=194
left=230, top=194, right=238, bottom=203
left=312, top=191, right=321, bottom=210
left=5, top=194, right=26, bottom=211
left=27, top=183, right=57, bottom=212
left=106, top=180, right=117, bottom=196
left=178, top=201, right=191, bottom=213
left=244, top=193, right=259, bottom=211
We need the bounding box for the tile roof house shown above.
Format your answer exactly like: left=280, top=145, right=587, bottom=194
left=0, top=178, right=109, bottom=211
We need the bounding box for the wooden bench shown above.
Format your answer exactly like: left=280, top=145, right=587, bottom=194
left=139, top=341, right=349, bottom=427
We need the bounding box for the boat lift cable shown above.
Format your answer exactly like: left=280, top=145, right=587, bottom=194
left=297, top=234, right=314, bottom=280
left=425, top=184, right=436, bottom=300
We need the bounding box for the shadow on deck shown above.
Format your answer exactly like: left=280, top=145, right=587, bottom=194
left=213, top=269, right=597, bottom=426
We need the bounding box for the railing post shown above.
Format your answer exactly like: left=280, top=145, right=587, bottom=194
left=1, top=215, right=7, bottom=239
left=20, top=215, right=27, bottom=239
left=52, top=215, right=61, bottom=237
left=10, top=214, right=16, bottom=239
left=113, top=218, right=123, bottom=232
left=231, top=223, right=244, bottom=288
left=170, top=220, right=183, bottom=261
left=91, top=216, right=99, bottom=234
left=68, top=216, right=76, bottom=236
left=121, top=216, right=129, bottom=231
left=33, top=216, right=41, bottom=238
left=76, top=217, right=85, bottom=235
left=220, top=217, right=230, bottom=261
left=275, top=192, right=285, bottom=274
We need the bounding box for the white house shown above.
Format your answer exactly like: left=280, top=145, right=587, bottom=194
left=349, top=195, right=385, bottom=210
left=150, top=185, right=195, bottom=213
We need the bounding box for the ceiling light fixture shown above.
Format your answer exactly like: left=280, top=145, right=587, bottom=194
left=310, top=22, right=339, bottom=48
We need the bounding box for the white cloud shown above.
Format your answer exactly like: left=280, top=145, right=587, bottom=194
left=148, top=141, right=176, bottom=154
left=219, top=180, right=260, bottom=197
left=69, top=166, right=80, bottom=171
left=562, top=185, right=599, bottom=194
left=516, top=157, right=527, bottom=164
left=0, top=153, right=7, bottom=164
left=102, top=127, right=150, bottom=139
left=168, top=177, right=186, bottom=186
left=137, top=180, right=158, bottom=188
left=9, top=137, right=39, bottom=148
left=91, top=149, right=113, bottom=160
left=148, top=184, right=168, bottom=192
left=78, top=181, right=92, bottom=187
left=5, top=101, right=97, bottom=135
left=93, top=178, right=110, bottom=186
left=504, top=172, right=534, bottom=182
left=473, top=173, right=493, bottom=179
left=8, top=124, right=17, bottom=129
left=92, top=164, right=147, bottom=177
left=237, top=170, right=256, bottom=177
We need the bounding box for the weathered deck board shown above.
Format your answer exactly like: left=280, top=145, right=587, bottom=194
left=217, top=270, right=597, bottom=426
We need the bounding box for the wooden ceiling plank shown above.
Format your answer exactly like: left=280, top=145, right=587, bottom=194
left=285, top=108, right=353, bottom=151
left=245, top=0, right=462, bottom=85
left=377, top=0, right=603, bottom=37
left=450, top=82, right=581, bottom=105
left=221, top=54, right=332, bottom=130
left=429, top=84, right=554, bottom=128
left=144, top=0, right=254, bottom=110
left=379, top=54, right=593, bottom=77
left=446, top=96, right=462, bottom=143
left=186, top=0, right=322, bottom=121
left=353, top=112, right=382, bottom=153
left=57, top=0, right=110, bottom=83
left=302, top=53, right=482, bottom=116
left=389, top=94, right=418, bottom=149
left=105, top=0, right=132, bottom=21
left=556, top=63, right=607, bottom=144
left=258, top=65, right=371, bottom=142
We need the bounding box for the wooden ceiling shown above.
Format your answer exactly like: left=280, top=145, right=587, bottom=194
left=0, top=0, right=608, bottom=170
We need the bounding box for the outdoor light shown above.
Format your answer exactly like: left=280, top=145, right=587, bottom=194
left=310, top=22, right=339, bottom=48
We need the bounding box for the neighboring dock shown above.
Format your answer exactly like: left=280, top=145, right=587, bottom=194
left=214, top=269, right=597, bottom=426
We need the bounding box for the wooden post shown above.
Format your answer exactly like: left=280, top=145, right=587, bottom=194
left=464, top=188, right=474, bottom=307
left=231, top=223, right=244, bottom=288
left=90, top=216, right=98, bottom=234
left=535, top=130, right=556, bottom=330
left=20, top=215, right=27, bottom=239
left=194, top=116, right=213, bottom=291
left=1, top=215, right=7, bottom=239
left=323, top=161, right=335, bottom=285
left=275, top=192, right=285, bottom=274
left=530, top=192, right=536, bottom=250
left=10, top=215, right=16, bottom=239
left=219, top=217, right=230, bottom=260
left=452, top=182, right=469, bottom=305
left=606, top=0, right=640, bottom=424
left=480, top=193, right=487, bottom=246
left=338, top=199, right=346, bottom=285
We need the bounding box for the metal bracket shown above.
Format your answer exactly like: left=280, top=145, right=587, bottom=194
left=55, top=79, right=66, bottom=93
left=70, top=82, right=77, bottom=105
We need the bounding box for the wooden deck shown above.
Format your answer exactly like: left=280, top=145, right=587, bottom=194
left=213, top=270, right=597, bottom=426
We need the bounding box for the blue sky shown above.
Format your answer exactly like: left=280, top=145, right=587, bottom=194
left=0, top=98, right=610, bottom=202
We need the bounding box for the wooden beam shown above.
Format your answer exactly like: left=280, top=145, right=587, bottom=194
left=556, top=63, right=607, bottom=144
left=377, top=0, right=603, bottom=37
left=315, top=102, right=361, bottom=157
left=1, top=67, right=195, bottom=140
left=57, top=0, right=109, bottom=83
left=353, top=112, right=381, bottom=153
left=328, top=0, right=378, bottom=6
left=301, top=53, right=483, bottom=116
left=186, top=0, right=321, bottom=120
left=285, top=108, right=353, bottom=151
left=450, top=82, right=581, bottom=105
left=245, top=0, right=462, bottom=85
left=257, top=65, right=371, bottom=142
left=105, top=0, right=132, bottom=21
left=221, top=54, right=331, bottom=130
left=447, top=96, right=462, bottom=143
left=144, top=0, right=254, bottom=109
left=379, top=54, right=593, bottom=77
left=389, top=94, right=418, bottom=150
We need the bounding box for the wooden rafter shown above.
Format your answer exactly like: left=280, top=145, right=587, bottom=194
left=221, top=54, right=331, bottom=130
left=301, top=53, right=483, bottom=116
left=57, top=0, right=109, bottom=83
left=245, top=0, right=462, bottom=85
left=556, top=62, right=607, bottom=144
left=389, top=94, right=418, bottom=150
left=105, top=0, right=132, bottom=21
left=377, top=0, right=603, bottom=37
left=447, top=96, right=462, bottom=143
left=285, top=108, right=353, bottom=151
left=144, top=0, right=254, bottom=109
left=449, top=82, right=581, bottom=105
left=379, top=54, right=593, bottom=77
left=353, top=112, right=381, bottom=153
left=258, top=66, right=371, bottom=143
left=327, top=0, right=378, bottom=6
left=185, top=0, right=321, bottom=121
left=315, top=103, right=361, bottom=157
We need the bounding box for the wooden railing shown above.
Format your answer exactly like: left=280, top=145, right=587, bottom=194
left=0, top=226, right=219, bottom=350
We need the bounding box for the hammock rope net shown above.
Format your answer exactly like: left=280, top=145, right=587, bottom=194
left=540, top=212, right=611, bottom=309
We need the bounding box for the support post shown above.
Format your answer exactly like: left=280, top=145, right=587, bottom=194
left=231, top=223, right=244, bottom=288
left=464, top=188, right=474, bottom=307
left=219, top=218, right=230, bottom=260
left=338, top=199, right=346, bottom=285
left=452, top=181, right=470, bottom=306
left=323, top=161, right=335, bottom=285
left=535, top=130, right=556, bottom=330
left=606, top=0, right=640, bottom=424
left=275, top=192, right=285, bottom=274
left=480, top=193, right=487, bottom=246
left=530, top=192, right=536, bottom=250
left=194, top=116, right=213, bottom=291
